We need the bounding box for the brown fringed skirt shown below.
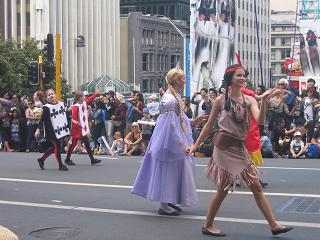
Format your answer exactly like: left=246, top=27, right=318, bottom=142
left=207, top=133, right=259, bottom=191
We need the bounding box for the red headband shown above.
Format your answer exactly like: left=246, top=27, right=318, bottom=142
left=225, top=66, right=243, bottom=74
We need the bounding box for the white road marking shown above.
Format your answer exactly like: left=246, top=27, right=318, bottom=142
left=0, top=199, right=319, bottom=229
left=0, top=177, right=320, bottom=198
left=195, top=164, right=320, bottom=171
left=96, top=156, right=118, bottom=160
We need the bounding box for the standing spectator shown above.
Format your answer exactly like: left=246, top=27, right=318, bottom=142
left=302, top=90, right=319, bottom=139
left=25, top=100, right=40, bottom=152
left=123, top=122, right=143, bottom=156
left=300, top=78, right=320, bottom=99
left=112, top=93, right=128, bottom=139
left=256, top=85, right=266, bottom=96
left=11, top=94, right=25, bottom=119
left=33, top=91, right=44, bottom=108
left=104, top=91, right=116, bottom=145
left=132, top=92, right=145, bottom=122
left=159, top=85, right=165, bottom=98
left=0, top=108, right=13, bottom=152
left=202, top=88, right=217, bottom=114
left=93, top=98, right=105, bottom=149
left=147, top=95, right=160, bottom=119
left=191, top=88, right=208, bottom=117
left=268, top=79, right=296, bottom=130
left=0, top=93, right=11, bottom=113
left=182, top=96, right=193, bottom=119
left=140, top=108, right=154, bottom=153
left=10, top=109, right=24, bottom=151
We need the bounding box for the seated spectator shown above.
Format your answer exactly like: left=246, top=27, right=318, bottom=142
left=110, top=131, right=125, bottom=156
left=311, top=124, right=320, bottom=144
left=289, top=132, right=307, bottom=159
left=271, top=118, right=290, bottom=156
left=147, top=95, right=160, bottom=120
left=260, top=131, right=274, bottom=158
left=140, top=108, right=154, bottom=152
left=123, top=122, right=143, bottom=156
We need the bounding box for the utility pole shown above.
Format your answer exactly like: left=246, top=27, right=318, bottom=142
left=39, top=55, right=43, bottom=90
left=55, top=34, right=61, bottom=101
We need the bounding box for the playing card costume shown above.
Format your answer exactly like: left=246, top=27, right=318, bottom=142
left=37, top=102, right=69, bottom=170
left=65, top=93, right=101, bottom=165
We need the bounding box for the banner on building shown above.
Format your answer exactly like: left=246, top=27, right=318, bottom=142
left=190, top=0, right=237, bottom=94
left=299, top=20, right=320, bottom=77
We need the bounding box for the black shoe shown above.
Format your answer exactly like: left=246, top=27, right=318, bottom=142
left=259, top=180, right=269, bottom=188
left=37, top=158, right=44, bottom=170
left=202, top=227, right=226, bottom=237
left=157, top=208, right=180, bottom=216
left=91, top=159, right=102, bottom=165
left=59, top=164, right=69, bottom=171
left=271, top=226, right=293, bottom=236
left=168, top=203, right=183, bottom=213
left=65, top=159, right=76, bottom=166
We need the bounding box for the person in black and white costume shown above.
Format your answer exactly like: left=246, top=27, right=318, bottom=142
left=35, top=89, right=69, bottom=171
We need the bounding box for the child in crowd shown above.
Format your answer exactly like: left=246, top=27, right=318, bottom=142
left=140, top=108, right=154, bottom=152
left=110, top=131, right=125, bottom=156
left=147, top=95, right=159, bottom=120
left=260, top=131, right=274, bottom=158
left=10, top=109, right=21, bottom=151
left=289, top=131, right=306, bottom=159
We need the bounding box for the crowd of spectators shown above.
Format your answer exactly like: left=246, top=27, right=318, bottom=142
left=1, top=77, right=320, bottom=159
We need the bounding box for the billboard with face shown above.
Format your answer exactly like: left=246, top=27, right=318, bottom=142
left=299, top=20, right=320, bottom=77
left=190, top=0, right=237, bottom=94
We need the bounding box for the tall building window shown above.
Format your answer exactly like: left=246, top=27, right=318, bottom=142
left=281, top=49, right=291, bottom=59
left=271, top=51, right=275, bottom=60
left=171, top=55, right=176, bottom=68
left=143, top=53, right=148, bottom=71
left=281, top=37, right=291, bottom=46
left=149, top=54, right=154, bottom=71
left=271, top=37, right=275, bottom=46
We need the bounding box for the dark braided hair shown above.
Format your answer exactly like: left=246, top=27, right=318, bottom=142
left=223, top=64, right=243, bottom=111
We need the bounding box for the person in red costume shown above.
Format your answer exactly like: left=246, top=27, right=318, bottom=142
left=241, top=70, right=268, bottom=187
left=64, top=90, right=102, bottom=166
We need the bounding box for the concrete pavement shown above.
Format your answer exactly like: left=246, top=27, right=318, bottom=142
left=0, top=152, right=319, bottom=239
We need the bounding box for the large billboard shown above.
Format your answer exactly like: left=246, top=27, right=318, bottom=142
left=190, top=0, right=237, bottom=93
left=299, top=20, right=320, bottom=77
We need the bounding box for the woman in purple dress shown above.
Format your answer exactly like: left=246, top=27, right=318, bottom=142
left=132, top=67, right=202, bottom=216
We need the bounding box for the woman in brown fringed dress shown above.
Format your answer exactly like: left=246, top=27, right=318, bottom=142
left=187, top=65, right=293, bottom=237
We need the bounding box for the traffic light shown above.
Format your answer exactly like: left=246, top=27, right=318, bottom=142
left=28, top=61, right=39, bottom=86
left=43, top=61, right=55, bottom=84
left=44, top=33, right=54, bottom=62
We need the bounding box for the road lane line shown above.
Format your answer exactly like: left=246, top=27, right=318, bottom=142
left=0, top=199, right=319, bottom=229
left=195, top=164, right=320, bottom=171
left=0, top=177, right=320, bottom=198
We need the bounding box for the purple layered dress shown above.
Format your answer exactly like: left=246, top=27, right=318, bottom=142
left=131, top=92, right=198, bottom=206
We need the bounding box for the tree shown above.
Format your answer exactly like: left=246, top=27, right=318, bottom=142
left=0, top=38, right=71, bottom=99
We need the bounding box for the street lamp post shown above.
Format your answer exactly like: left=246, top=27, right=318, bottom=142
left=160, top=16, right=190, bottom=97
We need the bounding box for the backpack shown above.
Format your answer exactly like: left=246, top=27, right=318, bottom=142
left=126, top=102, right=134, bottom=123
left=307, top=144, right=320, bottom=158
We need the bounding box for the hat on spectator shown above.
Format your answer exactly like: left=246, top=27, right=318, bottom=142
left=115, top=92, right=125, bottom=103
left=148, top=95, right=157, bottom=101
left=83, top=91, right=89, bottom=96
left=143, top=108, right=149, bottom=114
left=294, top=131, right=302, bottom=137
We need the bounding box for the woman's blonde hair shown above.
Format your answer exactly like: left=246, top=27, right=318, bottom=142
left=166, top=67, right=188, bottom=133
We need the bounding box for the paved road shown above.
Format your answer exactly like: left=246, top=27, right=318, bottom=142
left=0, top=152, right=319, bottom=240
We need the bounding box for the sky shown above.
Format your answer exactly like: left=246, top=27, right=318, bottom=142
left=270, top=0, right=297, bottom=11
